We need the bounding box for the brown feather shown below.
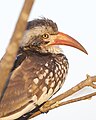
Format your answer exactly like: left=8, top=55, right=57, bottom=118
left=0, top=51, right=68, bottom=119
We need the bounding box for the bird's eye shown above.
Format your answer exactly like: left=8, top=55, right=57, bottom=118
left=42, top=33, right=49, bottom=39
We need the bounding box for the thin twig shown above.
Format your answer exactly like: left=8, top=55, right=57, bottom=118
left=29, top=75, right=96, bottom=119
left=0, top=0, right=35, bottom=100
left=55, top=92, right=96, bottom=108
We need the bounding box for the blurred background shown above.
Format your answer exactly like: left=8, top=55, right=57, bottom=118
left=0, top=0, right=96, bottom=120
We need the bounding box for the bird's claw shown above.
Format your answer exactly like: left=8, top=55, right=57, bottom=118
left=39, top=107, right=49, bottom=114
left=50, top=101, right=60, bottom=109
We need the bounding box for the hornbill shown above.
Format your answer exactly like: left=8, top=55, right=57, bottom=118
left=0, top=18, right=87, bottom=120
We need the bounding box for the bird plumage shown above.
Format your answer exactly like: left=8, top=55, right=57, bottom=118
left=0, top=18, right=87, bottom=120
left=0, top=18, right=69, bottom=119
left=0, top=50, right=69, bottom=120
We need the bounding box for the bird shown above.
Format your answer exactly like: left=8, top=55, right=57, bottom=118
left=0, top=18, right=87, bottom=120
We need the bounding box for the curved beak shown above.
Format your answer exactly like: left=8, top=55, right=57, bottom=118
left=48, top=32, right=88, bottom=54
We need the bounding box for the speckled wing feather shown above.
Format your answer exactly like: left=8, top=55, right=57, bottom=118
left=0, top=51, right=68, bottom=120
left=0, top=51, right=37, bottom=119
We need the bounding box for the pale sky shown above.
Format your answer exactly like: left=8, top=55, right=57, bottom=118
left=0, top=0, right=96, bottom=120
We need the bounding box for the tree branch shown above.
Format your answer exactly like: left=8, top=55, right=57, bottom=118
left=29, top=75, right=96, bottom=119
left=0, top=0, right=35, bottom=100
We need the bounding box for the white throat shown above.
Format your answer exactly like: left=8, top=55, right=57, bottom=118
left=46, top=45, right=63, bottom=54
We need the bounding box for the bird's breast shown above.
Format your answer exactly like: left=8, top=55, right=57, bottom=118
left=22, top=52, right=69, bottom=105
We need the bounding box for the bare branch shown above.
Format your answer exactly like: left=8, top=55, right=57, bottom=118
left=29, top=75, right=96, bottom=119
left=55, top=92, right=96, bottom=108
left=0, top=0, right=35, bottom=100
left=29, top=92, right=96, bottom=119
left=41, top=75, right=96, bottom=110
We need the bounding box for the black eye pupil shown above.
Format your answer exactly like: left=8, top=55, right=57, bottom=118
left=42, top=34, right=49, bottom=39
left=44, top=34, right=47, bottom=37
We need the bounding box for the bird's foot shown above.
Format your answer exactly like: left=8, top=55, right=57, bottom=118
left=39, top=109, right=49, bottom=114
left=39, top=101, right=51, bottom=113
left=39, top=106, right=49, bottom=114
left=50, top=101, right=60, bottom=109
left=39, top=101, right=60, bottom=113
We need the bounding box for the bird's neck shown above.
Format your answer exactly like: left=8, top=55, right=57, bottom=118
left=19, top=45, right=63, bottom=56
left=44, top=45, right=63, bottom=54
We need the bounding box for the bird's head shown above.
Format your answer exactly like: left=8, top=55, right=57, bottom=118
left=20, top=18, right=88, bottom=54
